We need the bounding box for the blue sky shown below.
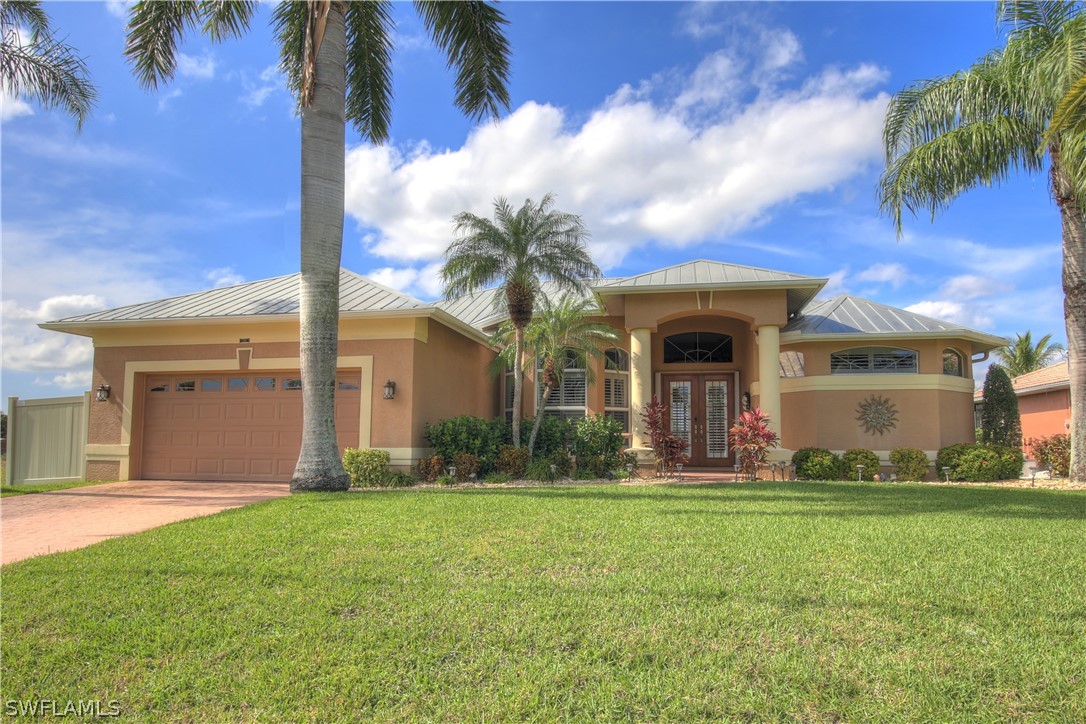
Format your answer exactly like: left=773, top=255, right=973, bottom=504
left=1, top=1, right=1068, bottom=406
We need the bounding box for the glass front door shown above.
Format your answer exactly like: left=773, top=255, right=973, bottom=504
left=664, top=374, right=733, bottom=467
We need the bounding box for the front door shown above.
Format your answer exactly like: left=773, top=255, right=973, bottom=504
left=663, top=374, right=733, bottom=467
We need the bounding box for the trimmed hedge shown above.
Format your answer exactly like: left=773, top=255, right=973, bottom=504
left=425, top=416, right=506, bottom=473
left=842, top=449, right=881, bottom=481
left=890, top=447, right=930, bottom=481
left=792, top=447, right=843, bottom=481
left=936, top=443, right=1024, bottom=482
left=573, top=414, right=625, bottom=477
left=1027, top=434, right=1071, bottom=477
left=343, top=448, right=391, bottom=488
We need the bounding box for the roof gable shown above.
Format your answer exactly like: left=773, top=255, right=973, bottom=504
left=786, top=294, right=978, bottom=336
left=597, top=259, right=822, bottom=290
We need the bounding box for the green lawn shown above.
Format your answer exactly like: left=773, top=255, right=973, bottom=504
left=2, top=482, right=1084, bottom=720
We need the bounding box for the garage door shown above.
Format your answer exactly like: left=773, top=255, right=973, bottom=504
left=141, top=372, right=362, bottom=481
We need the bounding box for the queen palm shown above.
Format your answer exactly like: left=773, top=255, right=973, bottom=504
left=995, top=331, right=1066, bottom=377
left=124, top=1, right=510, bottom=491
left=1, top=0, right=96, bottom=128
left=491, top=294, right=617, bottom=454
left=879, top=0, right=1085, bottom=481
left=441, top=195, right=600, bottom=447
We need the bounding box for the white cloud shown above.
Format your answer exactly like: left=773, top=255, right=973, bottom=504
left=105, top=0, right=133, bottom=20
left=819, top=267, right=850, bottom=298
left=38, top=370, right=93, bottom=390
left=2, top=130, right=155, bottom=168
left=855, top=262, right=909, bottom=289
left=177, top=52, right=216, bottom=81
left=939, top=274, right=1011, bottom=301
left=344, top=51, right=888, bottom=275
left=204, top=267, right=245, bottom=288
left=157, top=88, right=183, bottom=113
left=240, top=65, right=286, bottom=109
left=679, top=2, right=729, bottom=39
left=905, top=300, right=994, bottom=330
left=1, top=93, right=34, bottom=122
left=367, top=263, right=443, bottom=300
left=674, top=50, right=743, bottom=111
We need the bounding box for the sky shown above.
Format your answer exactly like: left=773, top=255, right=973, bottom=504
left=0, top=1, right=1070, bottom=408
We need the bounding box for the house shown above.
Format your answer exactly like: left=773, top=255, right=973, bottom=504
left=974, top=361, right=1071, bottom=454
left=42, top=260, right=1006, bottom=482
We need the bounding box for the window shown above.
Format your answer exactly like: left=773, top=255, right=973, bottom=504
left=149, top=380, right=168, bottom=393
left=254, top=377, right=276, bottom=391
left=228, top=377, right=248, bottom=391
left=604, top=348, right=630, bottom=433
left=539, top=350, right=586, bottom=423
left=337, top=380, right=360, bottom=390
left=943, top=349, right=965, bottom=377
left=830, top=347, right=917, bottom=374
left=176, top=380, right=196, bottom=392
left=663, top=332, right=733, bottom=363
left=283, top=378, right=303, bottom=390
left=503, top=368, right=515, bottom=424
left=200, top=378, right=222, bottom=392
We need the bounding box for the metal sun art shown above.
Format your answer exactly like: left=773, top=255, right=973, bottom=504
left=855, top=394, right=899, bottom=436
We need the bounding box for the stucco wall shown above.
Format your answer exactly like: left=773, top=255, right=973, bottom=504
left=622, top=289, right=788, bottom=330
left=1020, top=389, right=1072, bottom=444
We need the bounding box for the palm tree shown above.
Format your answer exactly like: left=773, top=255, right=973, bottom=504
left=491, top=294, right=617, bottom=454
left=441, top=195, right=600, bottom=448
left=878, top=0, right=1085, bottom=482
left=1, top=0, right=96, bottom=128
left=995, top=331, right=1067, bottom=377
left=124, top=1, right=510, bottom=492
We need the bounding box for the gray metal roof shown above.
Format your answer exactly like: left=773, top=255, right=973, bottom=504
left=435, top=280, right=612, bottom=330
left=784, top=294, right=1006, bottom=349
left=596, top=259, right=822, bottom=289
left=48, top=269, right=425, bottom=324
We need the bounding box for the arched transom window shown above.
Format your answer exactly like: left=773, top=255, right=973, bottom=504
left=663, top=332, right=733, bottom=364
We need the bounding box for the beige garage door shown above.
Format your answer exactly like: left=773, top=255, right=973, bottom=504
left=141, top=372, right=362, bottom=481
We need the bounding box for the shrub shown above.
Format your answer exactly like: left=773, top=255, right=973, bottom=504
left=415, top=455, right=445, bottom=484
left=547, top=449, right=573, bottom=477
left=573, top=414, right=625, bottom=476
left=483, top=472, right=512, bottom=485
left=842, top=448, right=881, bottom=481
left=384, top=471, right=416, bottom=488
left=1028, top=434, right=1071, bottom=477
left=451, top=452, right=480, bottom=482
left=525, top=458, right=559, bottom=482
left=890, top=447, right=930, bottom=481
left=728, top=408, right=780, bottom=480
left=792, top=447, right=843, bottom=481
left=435, top=474, right=456, bottom=486
left=980, top=365, right=1022, bottom=447
left=495, top=445, right=530, bottom=477
left=425, top=416, right=506, bottom=473
left=936, top=443, right=1024, bottom=482
left=343, top=448, right=391, bottom=488
left=641, top=396, right=689, bottom=474
left=518, top=415, right=572, bottom=458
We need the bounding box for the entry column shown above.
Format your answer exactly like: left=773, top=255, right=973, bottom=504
left=629, top=328, right=653, bottom=456
left=757, top=325, right=783, bottom=454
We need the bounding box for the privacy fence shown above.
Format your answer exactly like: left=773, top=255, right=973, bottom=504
left=5, top=394, right=89, bottom=486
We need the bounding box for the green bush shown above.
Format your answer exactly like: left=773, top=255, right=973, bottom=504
left=547, top=449, right=573, bottom=477
left=890, top=447, right=930, bottom=481
left=495, top=445, right=530, bottom=477
left=1027, top=434, right=1071, bottom=477
left=525, top=458, right=558, bottom=482
left=842, top=449, right=881, bottom=481
left=936, top=443, right=1024, bottom=482
left=384, top=471, right=417, bottom=488
left=451, top=452, right=480, bottom=482
left=425, top=416, right=506, bottom=473
left=416, top=455, right=445, bottom=484
left=343, top=448, right=391, bottom=488
left=792, top=447, right=843, bottom=481
left=573, top=414, right=625, bottom=476
left=483, top=472, right=512, bottom=485
left=519, top=415, right=572, bottom=458
left=435, top=474, right=456, bottom=487
left=980, top=365, right=1022, bottom=447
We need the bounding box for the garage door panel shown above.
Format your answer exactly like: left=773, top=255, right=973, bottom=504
left=142, top=372, right=363, bottom=482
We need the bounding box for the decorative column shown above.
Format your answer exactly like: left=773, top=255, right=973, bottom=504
left=757, top=325, right=782, bottom=446
left=629, top=328, right=652, bottom=453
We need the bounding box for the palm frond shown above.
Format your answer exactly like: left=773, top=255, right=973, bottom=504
left=1, top=1, right=48, bottom=38
left=271, top=0, right=306, bottom=105
left=999, top=0, right=1082, bottom=36
left=124, top=0, right=201, bottom=90
left=344, top=0, right=394, bottom=142
left=0, top=28, right=96, bottom=128
left=414, top=0, right=511, bottom=122
left=199, top=0, right=256, bottom=42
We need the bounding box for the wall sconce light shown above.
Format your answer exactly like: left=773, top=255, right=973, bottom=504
left=383, top=380, right=396, bottom=399
left=95, top=384, right=111, bottom=402
left=742, top=392, right=751, bottom=411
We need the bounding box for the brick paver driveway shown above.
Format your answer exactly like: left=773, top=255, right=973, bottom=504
left=1, top=480, right=289, bottom=565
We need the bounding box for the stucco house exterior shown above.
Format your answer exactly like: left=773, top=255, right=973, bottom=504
left=42, top=259, right=1005, bottom=482
left=975, top=361, right=1071, bottom=456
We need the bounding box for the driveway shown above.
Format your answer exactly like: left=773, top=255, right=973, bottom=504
left=1, top=480, right=289, bottom=565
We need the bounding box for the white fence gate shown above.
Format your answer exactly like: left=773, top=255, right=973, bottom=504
left=5, top=394, right=89, bottom=485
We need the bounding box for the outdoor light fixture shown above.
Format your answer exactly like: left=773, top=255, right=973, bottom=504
left=383, top=380, right=396, bottom=399
left=742, top=392, right=751, bottom=411
left=941, top=466, right=951, bottom=482
left=95, top=384, right=111, bottom=402
left=448, top=465, right=457, bottom=479
left=856, top=464, right=865, bottom=482
left=676, top=462, right=684, bottom=481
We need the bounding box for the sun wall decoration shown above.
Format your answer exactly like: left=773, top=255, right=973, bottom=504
left=855, top=394, right=899, bottom=436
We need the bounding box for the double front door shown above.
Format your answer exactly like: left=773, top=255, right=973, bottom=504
left=662, top=373, right=734, bottom=467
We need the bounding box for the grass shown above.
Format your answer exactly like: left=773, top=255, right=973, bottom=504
left=0, top=479, right=115, bottom=497
left=2, top=481, right=1084, bottom=720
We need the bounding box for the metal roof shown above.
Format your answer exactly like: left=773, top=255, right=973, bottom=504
left=596, top=259, right=821, bottom=289
left=783, top=294, right=1006, bottom=349
left=435, top=280, right=612, bottom=330
left=48, top=269, right=425, bottom=324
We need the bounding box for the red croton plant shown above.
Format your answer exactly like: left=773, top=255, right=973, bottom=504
left=729, top=408, right=781, bottom=480
left=641, top=396, right=689, bottom=475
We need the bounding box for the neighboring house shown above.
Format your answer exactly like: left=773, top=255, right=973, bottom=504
left=974, top=361, right=1071, bottom=455
left=42, top=259, right=1005, bottom=482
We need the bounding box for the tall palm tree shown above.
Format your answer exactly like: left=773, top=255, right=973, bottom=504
left=995, top=331, right=1067, bottom=377
left=491, top=294, right=617, bottom=454
left=124, top=1, right=510, bottom=492
left=1, top=0, right=96, bottom=128
left=879, top=0, right=1085, bottom=481
left=441, top=195, right=600, bottom=448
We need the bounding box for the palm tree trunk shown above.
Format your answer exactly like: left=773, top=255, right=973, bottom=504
left=1052, top=146, right=1085, bottom=483
left=511, top=325, right=524, bottom=447
left=291, top=1, right=349, bottom=492
left=528, top=384, right=554, bottom=455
